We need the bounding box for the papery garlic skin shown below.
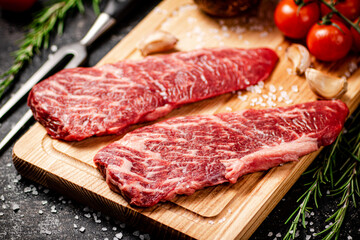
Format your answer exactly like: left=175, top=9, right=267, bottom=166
left=305, top=68, right=347, bottom=99
left=286, top=44, right=311, bottom=75
left=138, top=31, right=178, bottom=56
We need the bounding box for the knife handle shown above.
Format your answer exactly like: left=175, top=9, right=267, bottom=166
left=79, top=0, right=138, bottom=47
left=104, top=0, right=139, bottom=20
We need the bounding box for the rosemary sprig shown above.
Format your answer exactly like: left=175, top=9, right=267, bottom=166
left=283, top=177, right=319, bottom=240
left=283, top=135, right=340, bottom=240
left=284, top=108, right=360, bottom=240
left=0, top=0, right=100, bottom=99
left=317, top=161, right=359, bottom=239
left=316, top=117, right=360, bottom=240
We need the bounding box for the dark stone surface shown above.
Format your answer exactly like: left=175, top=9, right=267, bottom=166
left=0, top=1, right=359, bottom=240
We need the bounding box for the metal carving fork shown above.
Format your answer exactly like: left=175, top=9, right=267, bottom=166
left=0, top=0, right=138, bottom=151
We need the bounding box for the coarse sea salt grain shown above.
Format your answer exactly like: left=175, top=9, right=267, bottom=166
left=12, top=203, right=20, bottom=211
left=225, top=107, right=232, bottom=111
left=187, top=17, right=196, bottom=24
left=79, top=226, right=86, bottom=233
left=223, top=32, right=230, bottom=38
left=50, top=205, right=57, bottom=213
left=348, top=61, right=358, bottom=73
left=291, top=85, right=299, bottom=93
left=115, top=232, right=123, bottom=239
left=50, top=45, right=58, bottom=52
left=269, top=85, right=276, bottom=93
left=153, top=7, right=168, bottom=15
left=286, top=68, right=293, bottom=75
left=209, top=28, right=219, bottom=34
left=258, top=81, right=265, bottom=88
left=238, top=95, right=248, bottom=101
left=214, top=35, right=222, bottom=41
left=260, top=31, right=268, bottom=37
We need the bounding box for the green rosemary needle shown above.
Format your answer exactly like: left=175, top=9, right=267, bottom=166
left=284, top=108, right=360, bottom=240
left=0, top=0, right=100, bottom=99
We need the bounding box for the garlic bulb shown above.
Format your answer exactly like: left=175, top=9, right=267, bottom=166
left=137, top=31, right=178, bottom=56
left=305, top=68, right=347, bottom=99
left=286, top=44, right=311, bottom=75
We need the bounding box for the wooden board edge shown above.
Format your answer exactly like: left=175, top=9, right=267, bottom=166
left=12, top=126, right=195, bottom=240
left=237, top=152, right=320, bottom=239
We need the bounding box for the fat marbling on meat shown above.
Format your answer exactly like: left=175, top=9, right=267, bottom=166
left=28, top=48, right=278, bottom=141
left=94, top=100, right=348, bottom=207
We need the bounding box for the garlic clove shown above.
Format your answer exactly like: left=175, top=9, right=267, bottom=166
left=286, top=44, right=311, bottom=75
left=305, top=68, right=347, bottom=99
left=137, top=30, right=178, bottom=56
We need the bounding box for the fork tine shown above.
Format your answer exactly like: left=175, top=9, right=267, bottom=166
left=64, top=53, right=87, bottom=69
left=0, top=47, right=75, bottom=121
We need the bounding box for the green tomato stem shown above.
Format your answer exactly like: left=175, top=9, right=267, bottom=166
left=319, top=0, right=360, bottom=34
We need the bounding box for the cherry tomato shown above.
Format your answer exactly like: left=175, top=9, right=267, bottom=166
left=351, top=18, right=360, bottom=51
left=306, top=20, right=353, bottom=61
left=0, top=0, right=37, bottom=12
left=274, top=0, right=320, bottom=39
left=321, top=0, right=360, bottom=21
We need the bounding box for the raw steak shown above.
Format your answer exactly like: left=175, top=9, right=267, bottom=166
left=93, top=100, right=348, bottom=207
left=28, top=48, right=278, bottom=141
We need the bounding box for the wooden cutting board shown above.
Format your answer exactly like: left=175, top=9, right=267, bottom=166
left=12, top=0, right=360, bottom=239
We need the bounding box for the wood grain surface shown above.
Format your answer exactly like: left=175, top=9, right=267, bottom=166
left=12, top=0, right=360, bottom=239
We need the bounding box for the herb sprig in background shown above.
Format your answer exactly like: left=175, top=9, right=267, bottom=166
left=0, top=0, right=100, bottom=99
left=284, top=108, right=360, bottom=240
